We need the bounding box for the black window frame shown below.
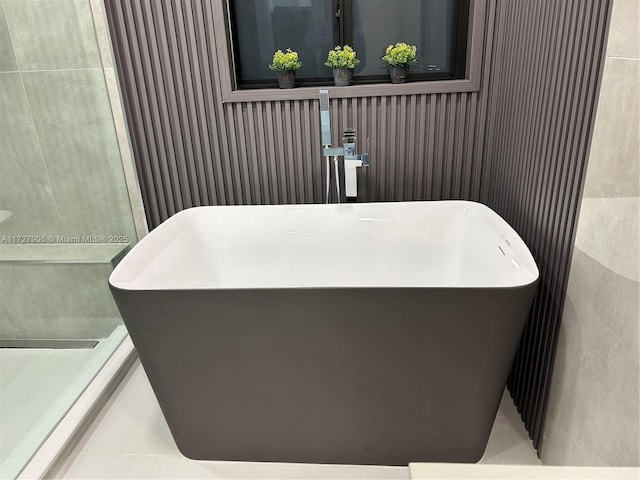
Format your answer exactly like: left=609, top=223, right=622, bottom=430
left=228, top=0, right=471, bottom=90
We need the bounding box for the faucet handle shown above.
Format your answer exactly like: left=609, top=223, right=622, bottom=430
left=323, top=146, right=344, bottom=156
left=342, top=128, right=356, bottom=158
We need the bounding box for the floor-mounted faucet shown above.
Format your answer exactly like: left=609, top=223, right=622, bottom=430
left=319, top=90, right=369, bottom=203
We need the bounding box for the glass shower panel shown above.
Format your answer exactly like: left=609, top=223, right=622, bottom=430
left=0, top=0, right=140, bottom=477
left=0, top=222, right=133, bottom=480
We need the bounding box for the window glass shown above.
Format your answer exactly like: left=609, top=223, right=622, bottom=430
left=352, top=0, right=455, bottom=77
left=230, top=0, right=464, bottom=87
left=232, top=0, right=334, bottom=83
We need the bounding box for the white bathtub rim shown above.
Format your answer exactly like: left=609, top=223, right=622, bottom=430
left=109, top=201, right=540, bottom=291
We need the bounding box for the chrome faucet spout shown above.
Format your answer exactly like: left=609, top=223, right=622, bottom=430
left=319, top=90, right=370, bottom=202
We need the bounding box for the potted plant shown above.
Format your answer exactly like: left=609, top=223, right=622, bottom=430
left=324, top=45, right=360, bottom=86
left=269, top=49, right=302, bottom=89
left=382, top=42, right=418, bottom=84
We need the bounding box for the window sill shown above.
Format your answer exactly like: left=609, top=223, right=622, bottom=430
left=222, top=79, right=480, bottom=104
left=212, top=0, right=486, bottom=104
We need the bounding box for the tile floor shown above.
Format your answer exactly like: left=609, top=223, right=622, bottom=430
left=49, top=359, right=540, bottom=479
left=0, top=348, right=94, bottom=467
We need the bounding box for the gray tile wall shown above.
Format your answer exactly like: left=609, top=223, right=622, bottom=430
left=0, top=0, right=138, bottom=339
left=0, top=0, right=135, bottom=241
left=0, top=261, right=122, bottom=340
left=541, top=0, right=640, bottom=466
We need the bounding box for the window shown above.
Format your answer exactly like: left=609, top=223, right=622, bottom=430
left=228, top=0, right=470, bottom=89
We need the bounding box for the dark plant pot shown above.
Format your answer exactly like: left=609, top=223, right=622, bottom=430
left=333, top=68, right=352, bottom=87
left=389, top=65, right=410, bottom=84
left=276, top=70, right=296, bottom=89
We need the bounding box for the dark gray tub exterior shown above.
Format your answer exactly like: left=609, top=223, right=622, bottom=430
left=109, top=282, right=537, bottom=465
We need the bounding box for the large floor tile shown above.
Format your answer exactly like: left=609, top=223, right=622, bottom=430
left=0, top=431, right=24, bottom=464
left=107, top=361, right=159, bottom=423
left=409, top=463, right=640, bottom=479
left=48, top=453, right=121, bottom=479
left=480, top=391, right=541, bottom=465
left=125, top=409, right=178, bottom=456
left=72, top=363, right=150, bottom=455
left=111, top=455, right=410, bottom=480
left=0, top=349, right=93, bottom=433
left=0, top=348, right=94, bottom=478
left=0, top=348, right=33, bottom=392
left=54, top=360, right=541, bottom=478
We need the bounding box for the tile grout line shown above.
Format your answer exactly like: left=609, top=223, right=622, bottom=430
left=604, top=54, right=640, bottom=61
left=108, top=452, right=126, bottom=480
left=19, top=67, right=105, bottom=73
left=119, top=366, right=159, bottom=455
left=106, top=419, right=151, bottom=478
left=108, top=365, right=149, bottom=479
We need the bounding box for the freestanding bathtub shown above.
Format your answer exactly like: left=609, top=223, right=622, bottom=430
left=109, top=200, right=538, bottom=465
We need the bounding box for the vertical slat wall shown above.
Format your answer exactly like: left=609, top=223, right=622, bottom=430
left=481, top=0, right=611, bottom=451
left=103, top=0, right=496, bottom=229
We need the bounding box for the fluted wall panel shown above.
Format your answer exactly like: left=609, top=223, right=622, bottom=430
left=482, top=0, right=611, bottom=451
left=104, top=0, right=494, bottom=228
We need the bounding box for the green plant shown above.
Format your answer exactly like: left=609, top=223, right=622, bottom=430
left=324, top=45, right=360, bottom=69
left=268, top=49, right=302, bottom=72
left=382, top=42, right=418, bottom=67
